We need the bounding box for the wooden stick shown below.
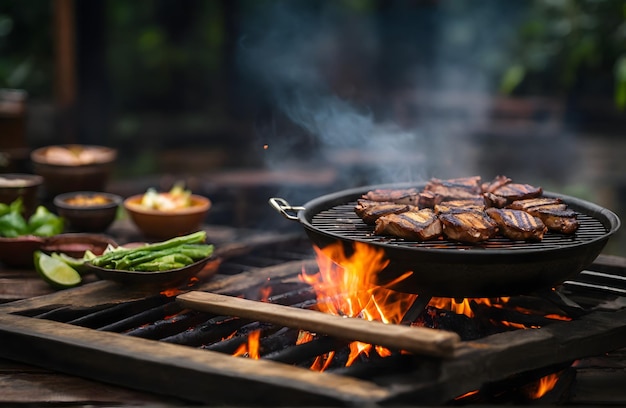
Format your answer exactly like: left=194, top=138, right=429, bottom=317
left=177, top=291, right=460, bottom=358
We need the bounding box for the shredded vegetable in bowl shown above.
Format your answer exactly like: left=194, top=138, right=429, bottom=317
left=140, top=182, right=192, bottom=211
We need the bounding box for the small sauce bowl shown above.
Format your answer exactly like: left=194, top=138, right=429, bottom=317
left=54, top=191, right=122, bottom=232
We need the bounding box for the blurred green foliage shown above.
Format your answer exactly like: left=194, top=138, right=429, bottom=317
left=0, top=3, right=52, bottom=96
left=1, top=1, right=624, bottom=108
left=500, top=0, right=626, bottom=109
left=106, top=0, right=227, bottom=111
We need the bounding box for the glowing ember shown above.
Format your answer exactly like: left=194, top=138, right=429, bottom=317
left=160, top=288, right=183, bottom=297
left=187, top=276, right=199, bottom=285
left=499, top=321, right=540, bottom=330
left=545, top=313, right=572, bottom=321
left=454, top=389, right=479, bottom=400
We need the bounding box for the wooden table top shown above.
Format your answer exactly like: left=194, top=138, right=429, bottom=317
left=0, top=219, right=212, bottom=406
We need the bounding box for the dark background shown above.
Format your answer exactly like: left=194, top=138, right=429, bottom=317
left=1, top=0, right=625, bottom=255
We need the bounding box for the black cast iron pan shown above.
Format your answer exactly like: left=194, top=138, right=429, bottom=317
left=270, top=183, right=621, bottom=298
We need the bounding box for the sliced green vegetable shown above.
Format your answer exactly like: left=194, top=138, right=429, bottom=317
left=131, top=262, right=187, bottom=271
left=91, top=231, right=207, bottom=267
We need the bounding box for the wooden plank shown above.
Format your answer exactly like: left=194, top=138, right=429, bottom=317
left=0, top=314, right=390, bottom=406
left=177, top=291, right=460, bottom=357
left=0, top=358, right=185, bottom=406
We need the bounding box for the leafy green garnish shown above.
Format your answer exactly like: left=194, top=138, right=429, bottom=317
left=0, top=198, right=64, bottom=238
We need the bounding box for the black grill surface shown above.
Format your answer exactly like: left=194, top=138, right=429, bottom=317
left=312, top=202, right=607, bottom=251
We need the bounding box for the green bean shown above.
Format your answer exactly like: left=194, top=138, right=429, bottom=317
left=179, top=244, right=214, bottom=260
left=111, top=248, right=186, bottom=270
left=92, top=231, right=206, bottom=267
left=130, top=254, right=194, bottom=271
left=131, top=262, right=186, bottom=272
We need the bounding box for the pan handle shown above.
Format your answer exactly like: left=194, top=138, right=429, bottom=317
left=268, top=197, right=305, bottom=221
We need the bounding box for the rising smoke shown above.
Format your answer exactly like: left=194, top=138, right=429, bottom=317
left=237, top=1, right=528, bottom=191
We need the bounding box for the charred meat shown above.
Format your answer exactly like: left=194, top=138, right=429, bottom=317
left=434, top=198, right=486, bottom=214
left=483, top=192, right=509, bottom=208
left=507, top=197, right=566, bottom=212
left=484, top=183, right=543, bottom=207
left=354, top=199, right=412, bottom=225
left=361, top=188, right=421, bottom=206
left=509, top=198, right=579, bottom=234
left=374, top=209, right=442, bottom=241
left=481, top=175, right=512, bottom=194
left=416, top=190, right=443, bottom=208
left=439, top=210, right=498, bottom=243
left=358, top=175, right=580, bottom=242
left=485, top=207, right=547, bottom=241
left=423, top=176, right=483, bottom=201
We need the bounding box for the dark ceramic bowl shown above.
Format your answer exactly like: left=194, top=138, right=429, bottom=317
left=41, top=233, right=118, bottom=258
left=54, top=191, right=122, bottom=232
left=123, top=194, right=211, bottom=239
left=0, top=235, right=45, bottom=268
left=85, top=256, right=214, bottom=288
left=0, top=233, right=118, bottom=269
left=0, top=173, right=43, bottom=216
left=30, top=145, right=117, bottom=196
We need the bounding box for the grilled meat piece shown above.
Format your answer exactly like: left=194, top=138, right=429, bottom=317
left=484, top=183, right=543, bottom=207
left=361, top=188, right=421, bottom=206
left=481, top=175, right=512, bottom=194
left=507, top=197, right=566, bottom=212
left=483, top=192, right=509, bottom=208
left=535, top=208, right=579, bottom=234
left=434, top=198, right=486, bottom=214
left=423, top=176, right=483, bottom=200
left=439, top=210, right=498, bottom=243
left=374, top=209, right=442, bottom=241
left=354, top=199, right=412, bottom=225
left=417, top=190, right=443, bottom=208
left=485, top=207, right=547, bottom=241
left=509, top=198, right=579, bottom=234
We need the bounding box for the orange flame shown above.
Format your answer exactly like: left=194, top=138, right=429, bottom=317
left=525, top=371, right=561, bottom=399
left=259, top=286, right=272, bottom=302
left=428, top=297, right=511, bottom=318
left=300, top=242, right=417, bottom=367
left=233, top=330, right=261, bottom=359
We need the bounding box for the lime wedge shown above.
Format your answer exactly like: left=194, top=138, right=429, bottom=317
left=34, top=251, right=82, bottom=289
left=51, top=252, right=88, bottom=273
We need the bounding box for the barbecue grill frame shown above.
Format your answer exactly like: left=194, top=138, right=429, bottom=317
left=1, top=256, right=625, bottom=406
left=271, top=182, right=621, bottom=297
